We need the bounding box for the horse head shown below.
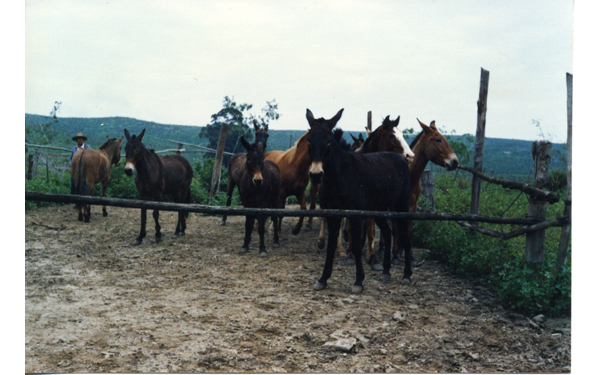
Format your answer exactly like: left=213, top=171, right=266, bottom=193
left=253, top=120, right=270, bottom=150
left=102, top=136, right=124, bottom=167
left=415, top=119, right=459, bottom=170
left=241, top=136, right=266, bottom=188
left=123, top=128, right=146, bottom=176
left=306, top=108, right=344, bottom=184
left=362, top=116, right=414, bottom=163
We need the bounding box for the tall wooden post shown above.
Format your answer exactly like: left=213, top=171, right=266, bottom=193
left=367, top=111, right=372, bottom=132
left=420, top=170, right=435, bottom=212
left=525, top=140, right=552, bottom=263
left=556, top=72, right=573, bottom=272
left=470, top=68, right=490, bottom=221
left=209, top=122, right=229, bottom=199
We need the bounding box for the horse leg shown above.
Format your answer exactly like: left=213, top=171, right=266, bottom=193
left=399, top=218, right=413, bottom=282
left=271, top=215, right=280, bottom=246
left=391, top=219, right=401, bottom=265
left=134, top=208, right=147, bottom=245
left=292, top=192, right=306, bottom=235
left=345, top=219, right=356, bottom=265
left=221, top=179, right=236, bottom=226
left=83, top=180, right=94, bottom=223
left=314, top=217, right=341, bottom=291
left=317, top=217, right=327, bottom=251
left=258, top=216, right=267, bottom=257
left=337, top=218, right=346, bottom=258
left=153, top=209, right=162, bottom=243
left=374, top=218, right=392, bottom=283
left=241, top=215, right=256, bottom=253
left=101, top=180, right=109, bottom=217
left=366, top=218, right=383, bottom=271
left=348, top=217, right=366, bottom=293
left=306, top=183, right=317, bottom=231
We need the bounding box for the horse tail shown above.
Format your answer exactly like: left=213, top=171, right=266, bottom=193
left=76, top=150, right=86, bottom=195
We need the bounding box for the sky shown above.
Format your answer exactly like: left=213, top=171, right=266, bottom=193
left=24, top=0, right=574, bottom=143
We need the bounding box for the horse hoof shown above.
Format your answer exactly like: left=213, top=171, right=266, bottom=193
left=317, top=240, right=325, bottom=250
left=240, top=247, right=249, bottom=254
left=272, top=242, right=280, bottom=248
left=220, top=221, right=227, bottom=226
left=382, top=273, right=391, bottom=283
left=133, top=239, right=142, bottom=246
left=78, top=215, right=83, bottom=222
left=304, top=225, right=312, bottom=232
left=351, top=285, right=364, bottom=294
left=371, top=263, right=384, bottom=271
left=345, top=258, right=355, bottom=265
left=392, top=258, right=400, bottom=265
left=402, top=277, right=412, bottom=285
left=259, top=251, right=268, bottom=258
left=84, top=217, right=90, bottom=223
left=313, top=282, right=327, bottom=291
left=292, top=227, right=301, bottom=235
left=155, top=237, right=162, bottom=243
left=103, top=212, right=108, bottom=217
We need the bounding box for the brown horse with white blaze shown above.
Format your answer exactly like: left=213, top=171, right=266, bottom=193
left=71, top=136, right=123, bottom=222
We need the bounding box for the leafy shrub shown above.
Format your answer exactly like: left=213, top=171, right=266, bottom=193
left=412, top=174, right=571, bottom=316
left=25, top=174, right=71, bottom=210
left=547, top=168, right=567, bottom=192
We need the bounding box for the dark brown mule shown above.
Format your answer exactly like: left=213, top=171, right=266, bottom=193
left=123, top=128, right=193, bottom=245
left=221, top=122, right=270, bottom=226
left=237, top=137, right=281, bottom=257
left=306, top=109, right=413, bottom=294
left=264, top=131, right=312, bottom=235
left=71, top=136, right=123, bottom=222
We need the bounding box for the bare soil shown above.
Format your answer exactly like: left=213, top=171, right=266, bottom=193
left=25, top=204, right=571, bottom=373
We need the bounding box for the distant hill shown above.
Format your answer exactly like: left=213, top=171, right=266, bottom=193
left=25, top=114, right=566, bottom=180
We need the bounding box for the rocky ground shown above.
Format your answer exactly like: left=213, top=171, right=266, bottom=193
left=25, top=204, right=571, bottom=373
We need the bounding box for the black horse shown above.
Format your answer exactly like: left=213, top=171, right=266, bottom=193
left=237, top=136, right=281, bottom=257
left=306, top=109, right=413, bottom=293
left=123, top=128, right=193, bottom=245
left=221, top=122, right=270, bottom=226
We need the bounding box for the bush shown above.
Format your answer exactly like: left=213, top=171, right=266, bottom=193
left=547, top=168, right=567, bottom=192
left=412, top=174, right=571, bottom=316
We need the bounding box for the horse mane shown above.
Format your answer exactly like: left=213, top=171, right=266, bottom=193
left=409, top=131, right=423, bottom=149
left=333, top=128, right=352, bottom=151
left=283, top=131, right=309, bottom=164
left=98, top=138, right=116, bottom=151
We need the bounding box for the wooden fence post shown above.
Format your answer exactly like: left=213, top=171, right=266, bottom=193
left=556, top=72, right=573, bottom=272
left=209, top=122, right=229, bottom=199
left=525, top=140, right=552, bottom=263
left=420, top=170, right=435, bottom=212
left=27, top=149, right=40, bottom=180
left=367, top=111, right=372, bottom=132
left=470, top=68, right=490, bottom=224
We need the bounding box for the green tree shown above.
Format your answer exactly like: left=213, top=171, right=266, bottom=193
left=25, top=101, right=65, bottom=145
left=198, top=96, right=280, bottom=165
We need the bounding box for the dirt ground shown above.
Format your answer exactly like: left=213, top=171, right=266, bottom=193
left=25, top=204, right=571, bottom=373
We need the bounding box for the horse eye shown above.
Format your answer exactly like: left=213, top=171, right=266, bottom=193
left=434, top=138, right=442, bottom=143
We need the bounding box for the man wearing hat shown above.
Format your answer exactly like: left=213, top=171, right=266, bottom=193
left=70, top=133, right=91, bottom=196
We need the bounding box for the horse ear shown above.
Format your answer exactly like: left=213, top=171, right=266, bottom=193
left=124, top=129, right=131, bottom=141
left=107, top=136, right=110, bottom=141
left=253, top=120, right=260, bottom=132
left=350, top=134, right=358, bottom=143
left=117, top=136, right=124, bottom=144
left=430, top=121, right=437, bottom=130
left=393, top=116, right=400, bottom=127
left=138, top=128, right=146, bottom=142
left=240, top=136, right=252, bottom=151
left=359, top=133, right=364, bottom=141
left=417, top=118, right=431, bottom=133
left=365, top=127, right=372, bottom=136
left=329, top=108, right=344, bottom=127
left=306, top=109, right=315, bottom=125
left=264, top=123, right=268, bottom=132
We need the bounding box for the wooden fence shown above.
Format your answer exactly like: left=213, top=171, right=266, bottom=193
left=24, top=69, right=572, bottom=269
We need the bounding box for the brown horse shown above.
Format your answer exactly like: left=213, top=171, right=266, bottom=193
left=237, top=136, right=281, bottom=257
left=221, top=123, right=270, bottom=226
left=123, top=128, right=193, bottom=245
left=264, top=131, right=312, bottom=235
left=70, top=136, right=123, bottom=222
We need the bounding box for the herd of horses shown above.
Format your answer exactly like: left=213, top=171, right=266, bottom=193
left=69, top=109, right=459, bottom=293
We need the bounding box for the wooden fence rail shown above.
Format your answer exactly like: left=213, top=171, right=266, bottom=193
left=25, top=192, right=568, bottom=231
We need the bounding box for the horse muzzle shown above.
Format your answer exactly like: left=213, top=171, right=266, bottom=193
left=124, top=161, right=135, bottom=176
left=309, top=162, right=324, bottom=184
left=445, top=155, right=459, bottom=171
